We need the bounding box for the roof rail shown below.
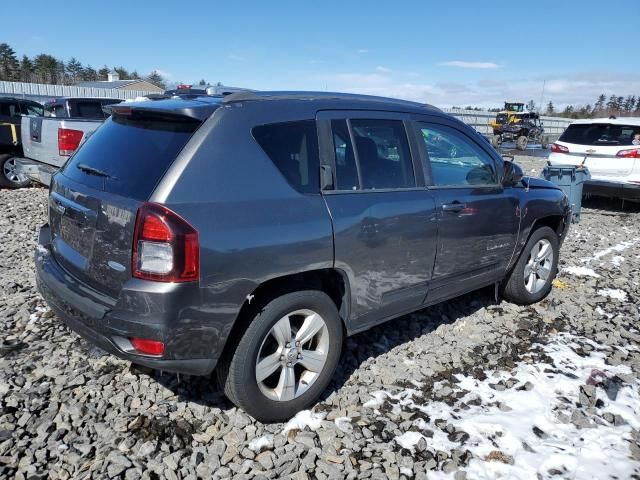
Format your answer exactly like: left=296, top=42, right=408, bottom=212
left=221, top=90, right=261, bottom=102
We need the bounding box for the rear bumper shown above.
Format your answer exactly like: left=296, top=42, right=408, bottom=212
left=583, top=180, right=640, bottom=201
left=15, top=158, right=57, bottom=186
left=35, top=224, right=219, bottom=375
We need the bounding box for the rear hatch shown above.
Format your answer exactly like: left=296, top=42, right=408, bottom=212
left=556, top=123, right=640, bottom=177
left=48, top=99, right=217, bottom=297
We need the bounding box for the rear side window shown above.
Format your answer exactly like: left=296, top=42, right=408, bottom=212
left=21, top=103, right=43, bottom=116
left=253, top=120, right=320, bottom=194
left=62, top=115, right=199, bottom=200
left=559, top=123, right=640, bottom=146
left=419, top=123, right=498, bottom=187
left=350, top=119, right=415, bottom=189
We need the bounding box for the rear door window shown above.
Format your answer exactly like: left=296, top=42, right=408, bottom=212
left=0, top=102, right=19, bottom=118
left=418, top=123, right=498, bottom=187
left=252, top=120, right=320, bottom=194
left=350, top=119, right=415, bottom=189
left=21, top=102, right=43, bottom=116
left=559, top=123, right=640, bottom=146
left=62, top=114, right=199, bottom=200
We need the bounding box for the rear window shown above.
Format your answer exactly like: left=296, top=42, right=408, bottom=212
left=559, top=123, right=640, bottom=146
left=62, top=114, right=199, bottom=200
left=252, top=120, right=320, bottom=194
left=70, top=101, right=105, bottom=119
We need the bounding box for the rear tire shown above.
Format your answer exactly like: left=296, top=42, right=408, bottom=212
left=491, top=135, right=502, bottom=148
left=218, top=290, right=343, bottom=422
left=516, top=135, right=528, bottom=151
left=503, top=226, right=559, bottom=305
left=0, top=154, right=30, bottom=189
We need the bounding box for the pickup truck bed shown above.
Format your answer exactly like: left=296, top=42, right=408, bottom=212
left=17, top=116, right=104, bottom=186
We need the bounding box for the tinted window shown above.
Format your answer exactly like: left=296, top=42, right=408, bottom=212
left=44, top=103, right=66, bottom=117
left=253, top=120, right=320, bottom=194
left=331, top=119, right=359, bottom=190
left=351, top=119, right=415, bottom=189
left=0, top=102, right=19, bottom=117
left=419, top=124, right=497, bottom=186
left=62, top=115, right=199, bottom=200
left=21, top=102, right=43, bottom=116
left=559, top=123, right=640, bottom=146
left=72, top=101, right=104, bottom=119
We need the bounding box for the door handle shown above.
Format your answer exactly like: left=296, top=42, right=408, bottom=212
left=442, top=202, right=466, bottom=213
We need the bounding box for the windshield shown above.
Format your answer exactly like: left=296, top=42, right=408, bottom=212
left=61, top=114, right=200, bottom=200
left=559, top=123, right=640, bottom=146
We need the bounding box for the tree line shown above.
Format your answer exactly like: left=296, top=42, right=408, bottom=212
left=543, top=94, right=640, bottom=119
left=0, top=42, right=166, bottom=88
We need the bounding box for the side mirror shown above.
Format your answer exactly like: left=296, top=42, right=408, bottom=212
left=502, top=160, right=524, bottom=187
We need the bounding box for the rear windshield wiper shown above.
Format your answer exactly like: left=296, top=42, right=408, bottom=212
left=76, top=163, right=115, bottom=179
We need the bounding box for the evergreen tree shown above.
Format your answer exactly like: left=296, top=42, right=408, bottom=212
left=593, top=94, right=606, bottom=113
left=114, top=66, right=130, bottom=79
left=146, top=70, right=166, bottom=89
left=624, top=95, right=636, bottom=113
left=66, top=57, right=83, bottom=81
left=0, top=43, right=19, bottom=80
left=545, top=101, right=555, bottom=115
left=81, top=65, right=98, bottom=81
left=130, top=70, right=141, bottom=80
left=19, top=55, right=33, bottom=82
left=199, top=79, right=207, bottom=85
left=98, top=65, right=110, bottom=80
left=33, top=53, right=60, bottom=83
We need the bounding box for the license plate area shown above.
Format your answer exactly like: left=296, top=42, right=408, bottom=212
left=50, top=191, right=98, bottom=269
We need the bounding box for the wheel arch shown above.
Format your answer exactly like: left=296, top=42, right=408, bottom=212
left=217, top=268, right=351, bottom=369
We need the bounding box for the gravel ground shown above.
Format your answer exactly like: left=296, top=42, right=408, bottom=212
left=1, top=156, right=639, bottom=479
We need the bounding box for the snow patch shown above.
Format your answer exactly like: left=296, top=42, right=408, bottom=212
left=611, top=255, right=625, bottom=267
left=563, top=266, right=600, bottom=278
left=334, top=417, right=353, bottom=433
left=598, top=288, right=628, bottom=301
left=369, top=333, right=640, bottom=479
left=281, top=410, right=325, bottom=434
left=248, top=434, right=273, bottom=452
left=394, top=431, right=426, bottom=451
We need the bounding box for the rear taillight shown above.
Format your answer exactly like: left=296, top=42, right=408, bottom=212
left=130, top=337, right=165, bottom=356
left=616, top=148, right=640, bottom=158
left=58, top=128, right=84, bottom=156
left=550, top=143, right=570, bottom=154
left=132, top=203, right=199, bottom=282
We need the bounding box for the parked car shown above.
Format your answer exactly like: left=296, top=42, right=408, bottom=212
left=35, top=91, right=571, bottom=421
left=0, top=97, right=44, bottom=188
left=549, top=117, right=640, bottom=201
left=16, top=97, right=122, bottom=186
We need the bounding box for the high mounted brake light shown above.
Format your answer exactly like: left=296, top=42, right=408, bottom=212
left=616, top=148, right=640, bottom=158
left=550, top=143, right=569, bottom=154
left=58, top=128, right=84, bottom=156
left=132, top=203, right=199, bottom=282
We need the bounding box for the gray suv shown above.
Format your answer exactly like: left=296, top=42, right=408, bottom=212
left=35, top=91, right=571, bottom=421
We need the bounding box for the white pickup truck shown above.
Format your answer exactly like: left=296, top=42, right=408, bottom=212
left=16, top=97, right=121, bottom=186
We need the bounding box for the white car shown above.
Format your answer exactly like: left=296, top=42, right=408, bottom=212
left=548, top=117, right=640, bottom=201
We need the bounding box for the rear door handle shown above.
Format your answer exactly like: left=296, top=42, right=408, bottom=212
left=442, top=203, right=466, bottom=213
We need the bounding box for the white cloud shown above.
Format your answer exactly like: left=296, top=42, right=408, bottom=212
left=307, top=71, right=640, bottom=109
left=358, top=49, right=369, bottom=54
left=376, top=66, right=391, bottom=73
left=439, top=61, right=501, bottom=69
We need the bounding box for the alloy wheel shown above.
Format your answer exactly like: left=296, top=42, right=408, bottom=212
left=524, top=239, right=553, bottom=294
left=255, top=309, right=329, bottom=402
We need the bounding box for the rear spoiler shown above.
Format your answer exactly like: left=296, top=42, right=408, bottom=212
left=102, top=103, right=215, bottom=122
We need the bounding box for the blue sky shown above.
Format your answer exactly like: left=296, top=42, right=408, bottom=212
left=4, top=0, right=639, bottom=108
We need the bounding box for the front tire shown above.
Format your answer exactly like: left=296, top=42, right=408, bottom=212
left=516, top=135, right=528, bottom=151
left=503, top=226, right=559, bottom=305
left=0, top=154, right=30, bottom=189
left=219, top=290, right=343, bottom=422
